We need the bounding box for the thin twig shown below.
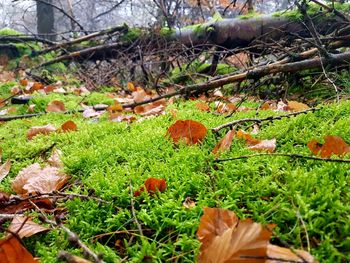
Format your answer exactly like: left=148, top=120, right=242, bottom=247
left=212, top=108, right=318, bottom=133
left=129, top=181, right=143, bottom=237
left=214, top=153, right=350, bottom=163
left=29, top=200, right=105, bottom=263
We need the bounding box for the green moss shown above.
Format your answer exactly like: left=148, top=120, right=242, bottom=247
left=0, top=28, right=22, bottom=36
left=160, top=27, right=176, bottom=37
left=239, top=11, right=262, bottom=20
left=120, top=28, right=142, bottom=43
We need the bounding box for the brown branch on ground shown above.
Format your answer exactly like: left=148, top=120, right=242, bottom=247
left=29, top=200, right=105, bottom=263
left=211, top=108, right=319, bottom=133
left=214, top=153, right=350, bottom=163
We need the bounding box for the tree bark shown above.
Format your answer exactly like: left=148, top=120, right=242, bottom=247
left=37, top=0, right=55, bottom=41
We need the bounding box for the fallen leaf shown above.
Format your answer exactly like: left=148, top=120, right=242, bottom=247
left=107, top=101, right=123, bottom=112
left=237, top=130, right=260, bottom=145
left=169, top=109, right=178, bottom=119
left=286, top=101, right=309, bottom=112
left=132, top=89, right=150, bottom=103
left=46, top=100, right=66, bottom=112
left=0, top=198, right=53, bottom=215
left=212, top=129, right=236, bottom=155
left=196, top=102, right=210, bottom=112
left=307, top=135, right=350, bottom=158
left=8, top=216, right=49, bottom=238
left=82, top=108, right=104, bottom=118
left=47, top=149, right=63, bottom=168
left=12, top=163, right=70, bottom=195
left=19, top=79, right=28, bottom=86
left=166, top=120, right=207, bottom=145
left=61, top=120, right=78, bottom=132
left=30, top=82, right=44, bottom=93
left=0, top=235, right=38, bottom=263
left=134, top=100, right=166, bottom=116
left=197, top=207, right=271, bottom=263
left=134, top=178, right=167, bottom=197
left=11, top=86, right=21, bottom=95
left=27, top=124, right=57, bottom=140
left=58, top=252, right=93, bottom=263
left=216, top=102, right=237, bottom=114
left=127, top=82, right=136, bottom=92
left=0, top=159, right=11, bottom=183
left=109, top=113, right=136, bottom=123
left=183, top=197, right=196, bottom=209
left=237, top=130, right=276, bottom=153
left=267, top=244, right=318, bottom=263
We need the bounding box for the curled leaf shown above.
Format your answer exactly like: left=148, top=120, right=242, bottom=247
left=0, top=159, right=11, bottom=183
left=134, top=178, right=167, bottom=197
left=307, top=135, right=350, bottom=158
left=212, top=129, right=235, bottom=155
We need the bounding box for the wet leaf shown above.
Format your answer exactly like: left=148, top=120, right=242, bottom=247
left=166, top=120, right=207, bottom=145
left=12, top=163, right=70, bottom=196
left=212, top=129, right=236, bottom=155
left=0, top=159, right=11, bottom=183
left=134, top=178, right=167, bottom=197
left=46, top=100, right=66, bottom=112
left=0, top=235, right=38, bottom=263
left=27, top=124, right=57, bottom=140
left=8, top=216, right=49, bottom=238
left=61, top=120, right=78, bottom=132
left=307, top=135, right=350, bottom=158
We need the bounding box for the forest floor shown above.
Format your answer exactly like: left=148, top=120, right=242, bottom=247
left=0, top=75, right=350, bottom=263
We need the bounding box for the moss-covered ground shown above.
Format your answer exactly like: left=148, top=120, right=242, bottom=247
left=0, top=82, right=350, bottom=262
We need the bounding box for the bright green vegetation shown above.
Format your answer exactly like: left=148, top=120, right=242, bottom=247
left=0, top=81, right=349, bottom=262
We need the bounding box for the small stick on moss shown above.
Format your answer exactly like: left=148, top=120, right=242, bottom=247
left=58, top=251, right=93, bottom=263
left=129, top=181, right=143, bottom=237
left=214, top=153, right=350, bottom=163
left=211, top=108, right=318, bottom=133
left=28, top=200, right=105, bottom=263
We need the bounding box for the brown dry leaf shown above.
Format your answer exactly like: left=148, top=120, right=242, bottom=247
left=58, top=252, right=93, bottom=263
left=27, top=104, right=36, bottom=113
left=183, top=197, right=196, bottom=209
left=196, top=102, right=210, bottom=112
left=109, top=113, right=136, bottom=123
left=267, top=244, right=318, bottom=263
left=216, top=102, right=237, bottom=114
left=27, top=124, right=57, bottom=140
left=236, top=130, right=260, bottom=145
left=127, top=82, right=136, bottom=92
left=286, top=101, right=309, bottom=112
left=12, top=163, right=70, bottom=196
left=307, top=135, right=350, bottom=158
left=11, top=86, right=21, bottom=95
left=0, top=159, right=11, bottom=183
left=19, top=79, right=28, bottom=86
left=166, top=120, right=207, bottom=145
left=47, top=149, right=63, bottom=168
left=30, top=82, right=44, bottom=93
left=43, top=85, right=55, bottom=94
left=132, top=89, right=150, bottom=103
left=107, top=101, right=123, bottom=112
left=248, top=139, right=276, bottom=153
left=46, top=100, right=66, bottom=112
left=0, top=71, right=15, bottom=82
left=82, top=108, right=104, bottom=119
left=212, top=129, right=236, bottom=155
left=0, top=198, right=53, bottom=215
left=0, top=235, right=38, bottom=263
left=61, top=120, right=78, bottom=132
left=197, top=207, right=271, bottom=263
left=134, top=177, right=167, bottom=197
left=8, top=216, right=49, bottom=238
left=134, top=100, right=166, bottom=116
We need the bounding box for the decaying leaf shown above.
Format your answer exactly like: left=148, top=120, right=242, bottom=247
left=27, top=124, right=57, bottom=140
left=47, top=149, right=63, bottom=168
left=109, top=113, right=136, bottom=123
left=166, top=120, right=207, bottom=145
left=197, top=207, right=317, bottom=263
left=307, top=135, right=350, bottom=158
left=107, top=101, right=123, bottom=112
left=8, top=216, right=49, bottom=238
left=61, top=120, right=78, bottom=132
left=197, top=207, right=271, bottom=263
left=0, top=197, right=53, bottom=215
left=82, top=108, right=104, bottom=119
left=0, top=235, right=38, bottom=263
left=134, top=178, right=167, bottom=197
left=286, top=101, right=309, bottom=112
left=12, top=163, right=70, bottom=195
left=0, top=159, right=11, bottom=183
left=196, top=102, right=210, bottom=112
left=134, top=99, right=166, bottom=116
left=216, top=102, right=237, bottom=114
left=46, top=100, right=66, bottom=112
left=212, top=129, right=236, bottom=155
left=183, top=197, right=196, bottom=209
left=237, top=130, right=276, bottom=153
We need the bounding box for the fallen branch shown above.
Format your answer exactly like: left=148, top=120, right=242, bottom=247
left=29, top=200, right=105, bottom=263
left=211, top=108, right=319, bottom=133
left=214, top=153, right=350, bottom=163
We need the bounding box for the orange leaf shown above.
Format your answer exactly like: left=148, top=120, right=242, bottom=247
left=134, top=99, right=166, bottom=116
left=30, top=82, right=44, bottom=93
left=107, top=101, right=123, bottom=112
left=127, top=82, right=136, bottom=92
left=248, top=139, right=276, bottom=153
left=19, top=79, right=28, bottom=86
left=46, top=100, right=66, bottom=112
left=166, top=120, right=207, bottom=145
left=212, top=129, right=235, bottom=155
left=236, top=130, right=260, bottom=145
left=216, top=102, right=237, bottom=114
left=197, top=207, right=271, bottom=263
left=0, top=235, right=38, bottom=263
left=8, top=216, right=49, bottom=238
left=267, top=244, right=318, bottom=263
left=286, top=101, right=309, bottom=112
left=109, top=113, right=136, bottom=123
left=307, top=135, right=350, bottom=158
left=11, top=163, right=70, bottom=196
left=61, top=120, right=78, bottom=132
left=27, top=124, right=57, bottom=140
left=196, top=102, right=210, bottom=112
left=134, top=178, right=167, bottom=197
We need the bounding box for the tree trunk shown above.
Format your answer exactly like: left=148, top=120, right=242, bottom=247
left=37, top=0, right=55, bottom=41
